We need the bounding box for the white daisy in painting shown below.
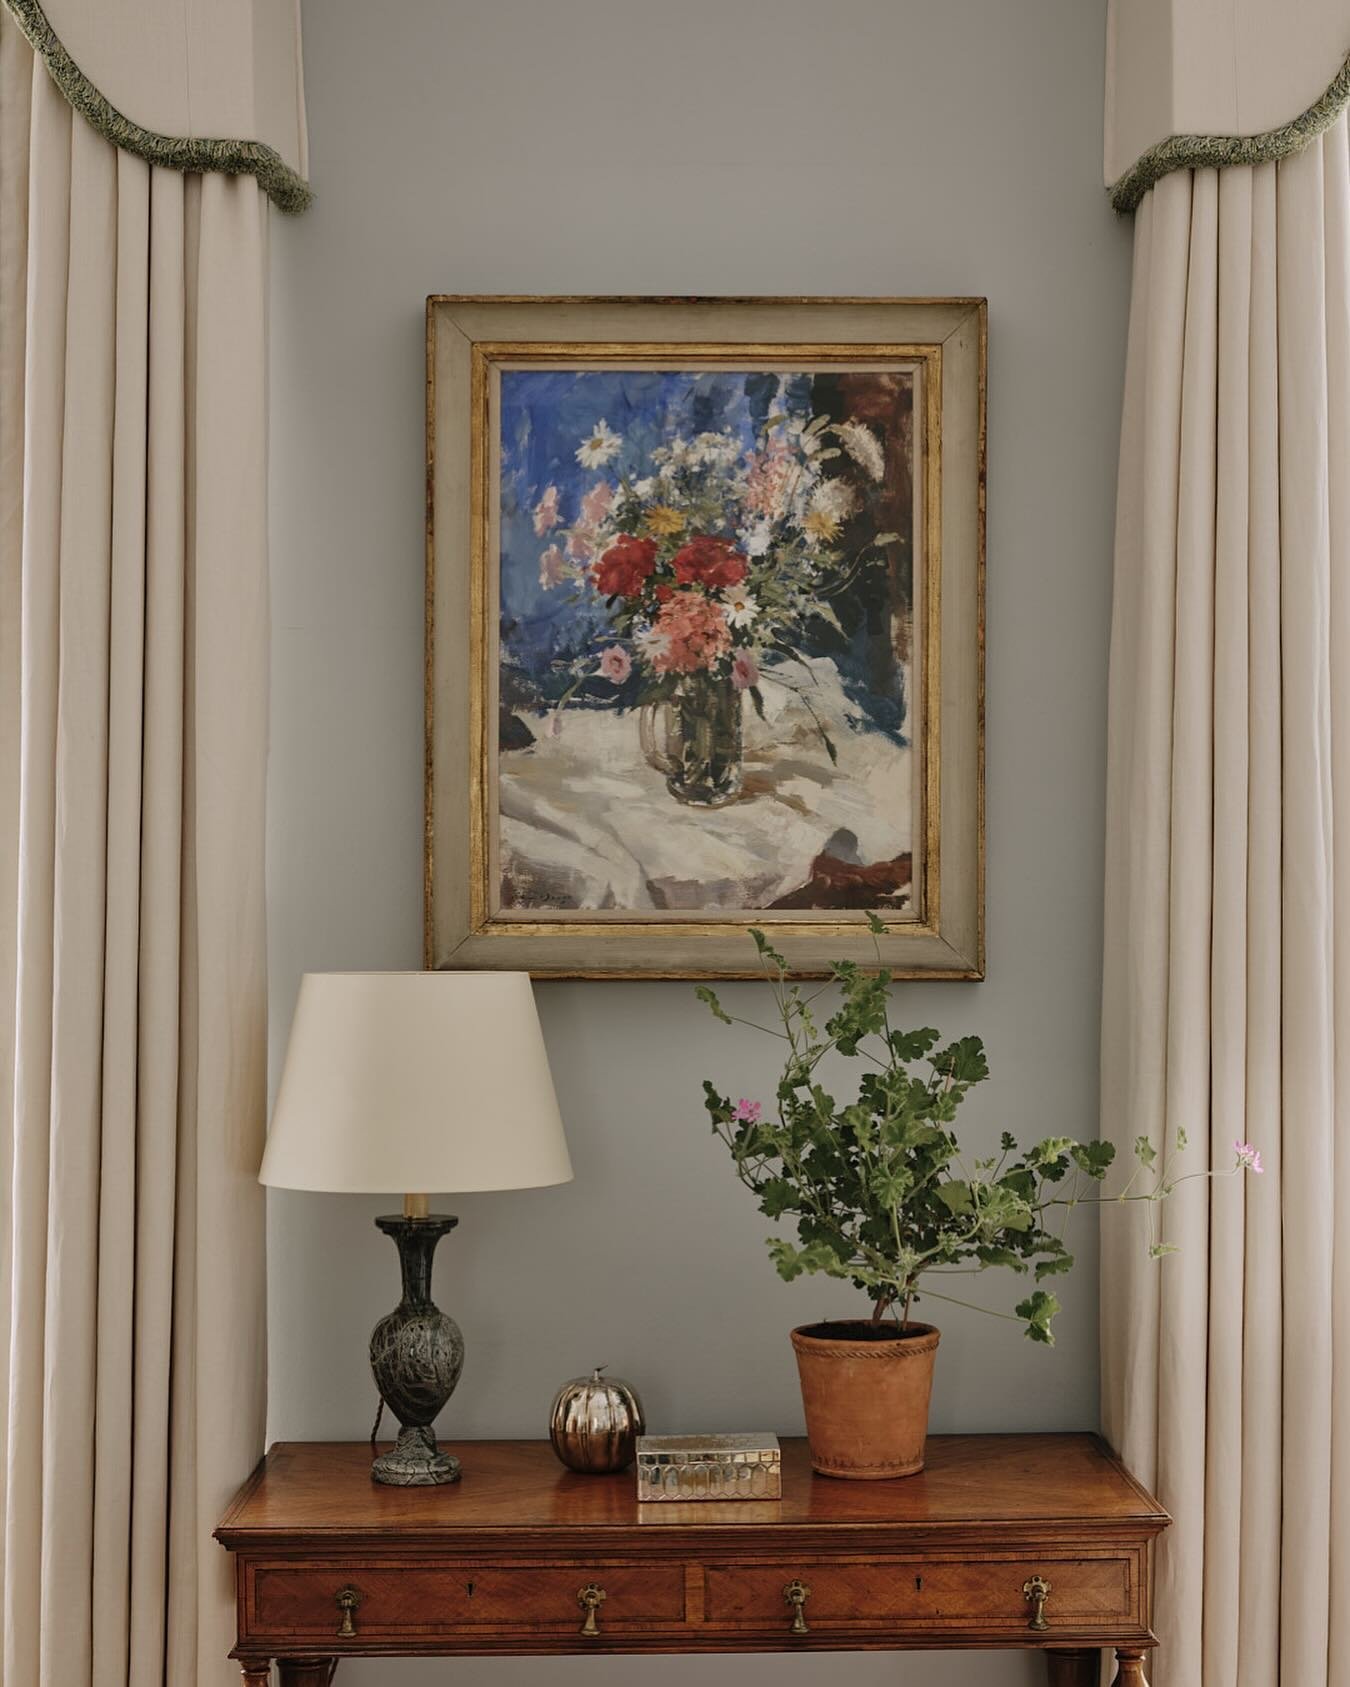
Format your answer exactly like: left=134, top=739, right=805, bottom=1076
left=576, top=419, right=622, bottom=468
left=634, top=621, right=670, bottom=664
left=691, top=430, right=741, bottom=468
left=720, top=586, right=760, bottom=629
left=801, top=475, right=858, bottom=540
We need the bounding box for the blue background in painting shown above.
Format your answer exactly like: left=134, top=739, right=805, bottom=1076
left=499, top=368, right=810, bottom=686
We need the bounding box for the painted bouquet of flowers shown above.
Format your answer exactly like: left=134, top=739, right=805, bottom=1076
left=531, top=399, right=899, bottom=805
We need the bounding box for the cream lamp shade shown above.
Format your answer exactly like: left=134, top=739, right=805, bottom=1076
left=259, top=971, right=573, bottom=1195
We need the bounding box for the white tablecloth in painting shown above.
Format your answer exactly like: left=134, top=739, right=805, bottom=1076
left=498, top=658, right=912, bottom=912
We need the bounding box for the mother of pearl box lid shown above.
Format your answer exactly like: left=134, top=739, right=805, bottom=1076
left=635, top=1433, right=782, bottom=1501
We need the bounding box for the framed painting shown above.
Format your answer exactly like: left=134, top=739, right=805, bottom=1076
left=426, top=296, right=984, bottom=979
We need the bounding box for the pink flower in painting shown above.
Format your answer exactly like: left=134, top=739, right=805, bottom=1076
left=538, top=544, right=566, bottom=589
left=598, top=645, right=632, bottom=685
left=1234, top=1140, right=1265, bottom=1174
left=743, top=441, right=803, bottom=521
left=650, top=591, right=731, bottom=675
left=580, top=481, right=615, bottom=527
left=566, top=528, right=596, bottom=563
left=533, top=484, right=561, bottom=536
left=731, top=649, right=760, bottom=692
left=732, top=1099, right=762, bottom=1124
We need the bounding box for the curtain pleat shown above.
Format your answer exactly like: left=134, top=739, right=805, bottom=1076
left=1102, top=113, right=1350, bottom=1687
left=0, top=13, right=269, bottom=1685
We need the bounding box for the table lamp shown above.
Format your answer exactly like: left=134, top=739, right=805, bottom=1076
left=260, top=971, right=573, bottom=1487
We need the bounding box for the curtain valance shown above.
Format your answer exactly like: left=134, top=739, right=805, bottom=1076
left=1106, top=0, right=1350, bottom=209
left=1, top=0, right=309, bottom=210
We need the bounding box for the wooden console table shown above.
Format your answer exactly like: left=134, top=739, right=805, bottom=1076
left=216, top=1434, right=1168, bottom=1685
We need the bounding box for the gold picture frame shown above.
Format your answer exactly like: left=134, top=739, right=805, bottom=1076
left=426, top=296, right=985, bottom=979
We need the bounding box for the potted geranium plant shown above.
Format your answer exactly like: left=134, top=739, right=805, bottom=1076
left=697, top=919, right=1262, bottom=1480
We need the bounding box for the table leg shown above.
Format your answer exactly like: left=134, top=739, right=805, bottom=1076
left=238, top=1662, right=272, bottom=1687
left=1047, top=1648, right=1100, bottom=1685
left=276, top=1663, right=337, bottom=1687
left=1112, top=1647, right=1149, bottom=1685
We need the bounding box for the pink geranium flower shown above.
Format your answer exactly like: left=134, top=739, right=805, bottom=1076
left=1234, top=1140, right=1265, bottom=1174
left=566, top=529, right=596, bottom=562
left=732, top=1099, right=762, bottom=1124
left=731, top=649, right=760, bottom=691
left=533, top=484, right=561, bottom=536
left=538, top=544, right=566, bottom=589
left=598, top=645, right=632, bottom=685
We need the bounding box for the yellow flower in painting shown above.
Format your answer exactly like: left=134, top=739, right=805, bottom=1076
left=803, top=509, right=840, bottom=541
left=645, top=504, right=686, bottom=537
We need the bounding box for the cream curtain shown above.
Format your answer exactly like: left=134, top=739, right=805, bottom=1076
left=1101, top=113, right=1350, bottom=1686
left=0, top=11, right=270, bottom=1685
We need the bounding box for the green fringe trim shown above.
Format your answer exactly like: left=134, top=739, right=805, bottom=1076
left=1110, top=51, right=1350, bottom=212
left=2, top=0, right=312, bottom=213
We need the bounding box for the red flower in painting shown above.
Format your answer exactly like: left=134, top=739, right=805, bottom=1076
left=671, top=535, right=748, bottom=591
left=593, top=534, right=657, bottom=598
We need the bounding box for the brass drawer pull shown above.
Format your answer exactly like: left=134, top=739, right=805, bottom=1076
left=577, top=1582, right=606, bottom=1637
left=335, top=1584, right=362, bottom=1637
left=783, top=1577, right=811, bottom=1635
left=1023, top=1574, right=1051, bottom=1631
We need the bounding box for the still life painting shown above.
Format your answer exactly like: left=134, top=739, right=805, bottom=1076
left=426, top=297, right=984, bottom=978
left=498, top=365, right=919, bottom=917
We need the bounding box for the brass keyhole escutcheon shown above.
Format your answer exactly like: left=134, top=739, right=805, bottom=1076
left=1023, top=1574, right=1051, bottom=1632
left=783, top=1578, right=811, bottom=1635
left=335, top=1584, right=362, bottom=1638
left=577, top=1582, right=606, bottom=1637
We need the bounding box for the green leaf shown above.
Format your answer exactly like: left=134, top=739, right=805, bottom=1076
left=1176, top=1124, right=1189, bottom=1152
left=759, top=1179, right=798, bottom=1219
left=1034, top=1254, right=1075, bottom=1280
left=934, top=1036, right=989, bottom=1086
left=1000, top=1132, right=1018, bottom=1153
left=1070, top=1140, right=1116, bottom=1180
left=749, top=927, right=787, bottom=972
left=1024, top=1137, right=1075, bottom=1172
left=872, top=532, right=901, bottom=546
left=1148, top=1242, right=1180, bottom=1259
left=936, top=1180, right=974, bottom=1216
left=889, top=1027, right=941, bottom=1062
left=1015, top=1289, right=1061, bottom=1345
left=695, top=985, right=732, bottom=1025
left=865, top=910, right=888, bottom=936
left=1135, top=1135, right=1158, bottom=1168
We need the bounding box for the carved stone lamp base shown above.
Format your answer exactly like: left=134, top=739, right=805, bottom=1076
left=368, top=1215, right=465, bottom=1488
left=371, top=1424, right=462, bottom=1487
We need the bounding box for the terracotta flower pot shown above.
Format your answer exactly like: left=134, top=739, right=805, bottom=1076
left=790, top=1320, right=941, bottom=1479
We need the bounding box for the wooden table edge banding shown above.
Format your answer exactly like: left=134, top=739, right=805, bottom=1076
left=216, top=1434, right=1167, bottom=1686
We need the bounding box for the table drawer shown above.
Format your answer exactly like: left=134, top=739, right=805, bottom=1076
left=249, top=1561, right=686, bottom=1640
left=703, top=1555, right=1136, bottom=1633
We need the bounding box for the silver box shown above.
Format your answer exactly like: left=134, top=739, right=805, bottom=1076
left=635, top=1433, right=782, bottom=1502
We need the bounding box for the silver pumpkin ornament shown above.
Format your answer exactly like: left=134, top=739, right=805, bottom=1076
left=549, top=1367, right=646, bottom=1473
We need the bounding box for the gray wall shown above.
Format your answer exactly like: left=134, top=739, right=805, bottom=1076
left=266, top=3, right=1132, bottom=1682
